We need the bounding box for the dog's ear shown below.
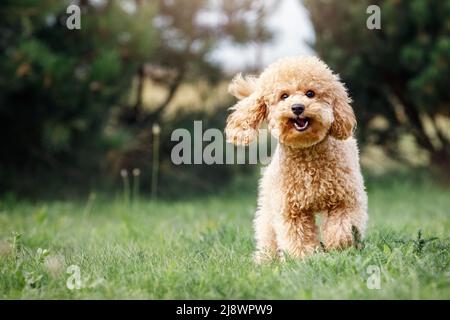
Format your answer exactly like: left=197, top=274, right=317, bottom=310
left=228, top=73, right=258, bottom=100
left=225, top=74, right=266, bottom=145
left=329, top=80, right=356, bottom=140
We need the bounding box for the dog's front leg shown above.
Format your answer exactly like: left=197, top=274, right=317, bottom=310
left=273, top=213, right=320, bottom=259
left=253, top=209, right=278, bottom=263
left=321, top=205, right=367, bottom=250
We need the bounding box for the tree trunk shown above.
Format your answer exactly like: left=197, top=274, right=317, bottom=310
left=390, top=82, right=450, bottom=182
left=430, top=148, right=450, bottom=183
left=154, top=71, right=184, bottom=117
left=141, top=69, right=185, bottom=125
left=390, top=82, right=436, bottom=152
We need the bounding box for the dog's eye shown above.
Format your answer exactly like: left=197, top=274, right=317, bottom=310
left=305, top=90, right=315, bottom=98
left=280, top=93, right=289, bottom=100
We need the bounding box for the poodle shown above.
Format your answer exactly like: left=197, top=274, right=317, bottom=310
left=225, top=56, right=368, bottom=262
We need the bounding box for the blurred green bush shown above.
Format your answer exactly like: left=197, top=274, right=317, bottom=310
left=0, top=0, right=273, bottom=197
left=304, top=0, right=450, bottom=180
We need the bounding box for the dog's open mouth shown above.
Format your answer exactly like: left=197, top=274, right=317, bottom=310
left=291, top=117, right=310, bottom=132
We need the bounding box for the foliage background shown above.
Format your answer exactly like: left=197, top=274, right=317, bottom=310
left=1, top=0, right=449, bottom=197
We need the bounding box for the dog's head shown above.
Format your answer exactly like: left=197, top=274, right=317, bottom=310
left=225, top=56, right=356, bottom=148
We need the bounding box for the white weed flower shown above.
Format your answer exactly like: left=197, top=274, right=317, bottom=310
left=152, top=123, right=161, bottom=135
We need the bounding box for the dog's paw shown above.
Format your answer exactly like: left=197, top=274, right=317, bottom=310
left=253, top=250, right=275, bottom=264
left=322, top=232, right=354, bottom=251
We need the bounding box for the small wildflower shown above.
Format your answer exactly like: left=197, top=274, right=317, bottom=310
left=37, top=248, right=49, bottom=256
left=36, top=248, right=50, bottom=262
left=120, top=169, right=128, bottom=178
left=152, top=123, right=161, bottom=135
left=132, top=168, right=141, bottom=177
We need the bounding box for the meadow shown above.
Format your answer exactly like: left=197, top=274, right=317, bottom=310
left=0, top=173, right=449, bottom=299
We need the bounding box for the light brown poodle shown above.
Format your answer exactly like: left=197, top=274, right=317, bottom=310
left=225, top=56, right=368, bottom=262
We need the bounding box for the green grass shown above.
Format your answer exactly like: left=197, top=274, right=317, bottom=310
left=0, top=175, right=449, bottom=299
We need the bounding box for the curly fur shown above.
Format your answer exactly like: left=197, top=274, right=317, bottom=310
left=225, top=56, right=368, bottom=262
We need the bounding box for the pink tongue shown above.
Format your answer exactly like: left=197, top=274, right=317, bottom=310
left=297, top=118, right=306, bottom=127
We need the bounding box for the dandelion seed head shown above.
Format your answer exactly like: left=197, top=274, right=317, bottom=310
left=152, top=123, right=161, bottom=135
left=0, top=241, right=12, bottom=257
left=120, top=169, right=128, bottom=177
left=44, top=256, right=64, bottom=278
left=132, top=168, right=141, bottom=176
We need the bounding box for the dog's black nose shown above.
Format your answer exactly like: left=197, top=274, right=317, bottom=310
left=291, top=104, right=305, bottom=116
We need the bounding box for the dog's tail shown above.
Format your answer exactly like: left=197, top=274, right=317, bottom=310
left=228, top=73, right=258, bottom=100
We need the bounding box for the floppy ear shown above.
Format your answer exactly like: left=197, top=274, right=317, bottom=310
left=329, top=80, right=356, bottom=140
left=225, top=74, right=266, bottom=145
left=228, top=73, right=258, bottom=100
